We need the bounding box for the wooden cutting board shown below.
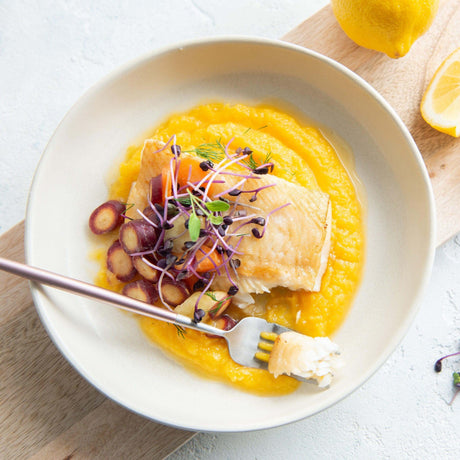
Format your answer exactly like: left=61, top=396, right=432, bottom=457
left=1, top=2, right=459, bottom=458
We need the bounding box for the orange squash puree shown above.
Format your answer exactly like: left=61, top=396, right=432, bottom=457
left=140, top=320, right=298, bottom=395
left=97, top=102, right=364, bottom=395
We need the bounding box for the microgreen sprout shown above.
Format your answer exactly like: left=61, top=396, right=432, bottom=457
left=188, top=213, right=201, bottom=242
left=171, top=145, right=181, bottom=157
left=450, top=372, right=460, bottom=405
left=205, top=200, right=231, bottom=212
left=228, top=285, right=239, bottom=296
left=434, top=350, right=460, bottom=372
left=135, top=137, right=289, bottom=319
left=193, top=308, right=206, bottom=323
left=199, top=160, right=214, bottom=171
left=435, top=348, right=460, bottom=405
left=120, top=202, right=136, bottom=220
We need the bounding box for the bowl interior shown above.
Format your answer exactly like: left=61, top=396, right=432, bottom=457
left=26, top=38, right=434, bottom=431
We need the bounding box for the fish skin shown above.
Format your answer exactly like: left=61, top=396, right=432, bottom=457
left=126, top=139, right=331, bottom=294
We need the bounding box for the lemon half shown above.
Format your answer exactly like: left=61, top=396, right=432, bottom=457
left=421, top=47, right=460, bottom=137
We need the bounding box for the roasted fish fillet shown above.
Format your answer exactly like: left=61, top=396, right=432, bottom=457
left=126, top=139, right=331, bottom=295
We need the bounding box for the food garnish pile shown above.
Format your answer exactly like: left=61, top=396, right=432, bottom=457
left=90, top=137, right=292, bottom=317
left=88, top=103, right=364, bottom=394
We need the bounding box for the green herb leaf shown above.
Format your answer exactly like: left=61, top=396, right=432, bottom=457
left=185, top=138, right=226, bottom=162
left=205, top=200, right=230, bottom=212
left=205, top=292, right=230, bottom=315
left=243, top=150, right=273, bottom=171
left=281, top=167, right=297, bottom=179
left=205, top=291, right=218, bottom=302
left=122, top=202, right=135, bottom=211
left=243, top=153, right=257, bottom=170
left=175, top=325, right=186, bottom=339
left=208, top=215, right=224, bottom=225
left=188, top=213, right=201, bottom=242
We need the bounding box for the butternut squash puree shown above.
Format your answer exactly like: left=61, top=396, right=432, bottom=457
left=97, top=103, right=364, bottom=396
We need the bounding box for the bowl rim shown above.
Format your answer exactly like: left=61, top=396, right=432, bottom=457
left=25, top=35, right=436, bottom=432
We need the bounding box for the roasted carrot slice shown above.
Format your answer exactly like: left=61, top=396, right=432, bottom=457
left=184, top=274, right=199, bottom=291
left=162, top=157, right=212, bottom=204
left=196, top=245, right=222, bottom=272
left=177, top=157, right=207, bottom=190
left=161, top=165, right=172, bottom=204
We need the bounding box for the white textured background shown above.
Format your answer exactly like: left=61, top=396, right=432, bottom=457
left=1, top=1, right=459, bottom=458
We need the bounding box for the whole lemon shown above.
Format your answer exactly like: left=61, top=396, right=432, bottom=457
left=331, top=0, right=439, bottom=58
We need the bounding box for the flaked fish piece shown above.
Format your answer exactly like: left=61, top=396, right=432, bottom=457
left=268, top=331, right=343, bottom=388
left=126, top=138, right=331, bottom=294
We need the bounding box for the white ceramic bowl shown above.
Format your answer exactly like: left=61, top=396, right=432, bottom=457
left=26, top=37, right=435, bottom=432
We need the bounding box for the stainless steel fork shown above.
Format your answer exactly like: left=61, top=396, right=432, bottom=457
left=0, top=257, right=310, bottom=381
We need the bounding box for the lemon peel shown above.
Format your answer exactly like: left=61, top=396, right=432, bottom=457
left=331, top=0, right=439, bottom=59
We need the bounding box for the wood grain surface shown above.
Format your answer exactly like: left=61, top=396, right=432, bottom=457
left=0, top=222, right=195, bottom=459
left=1, top=2, right=459, bottom=458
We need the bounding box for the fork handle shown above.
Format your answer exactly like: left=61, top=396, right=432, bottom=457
left=0, top=257, right=223, bottom=336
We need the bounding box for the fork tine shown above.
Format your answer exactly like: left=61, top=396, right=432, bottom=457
left=258, top=340, right=274, bottom=352
left=221, top=317, right=325, bottom=385
left=260, top=331, right=278, bottom=342
left=254, top=331, right=277, bottom=363
left=254, top=351, right=270, bottom=362
left=254, top=327, right=320, bottom=385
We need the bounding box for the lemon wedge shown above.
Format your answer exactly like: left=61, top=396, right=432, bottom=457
left=421, top=47, right=460, bottom=137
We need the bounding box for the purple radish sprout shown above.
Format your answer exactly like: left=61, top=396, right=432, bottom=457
left=193, top=273, right=216, bottom=321
left=213, top=178, right=247, bottom=199
left=141, top=256, right=176, bottom=281
left=136, top=209, right=160, bottom=228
